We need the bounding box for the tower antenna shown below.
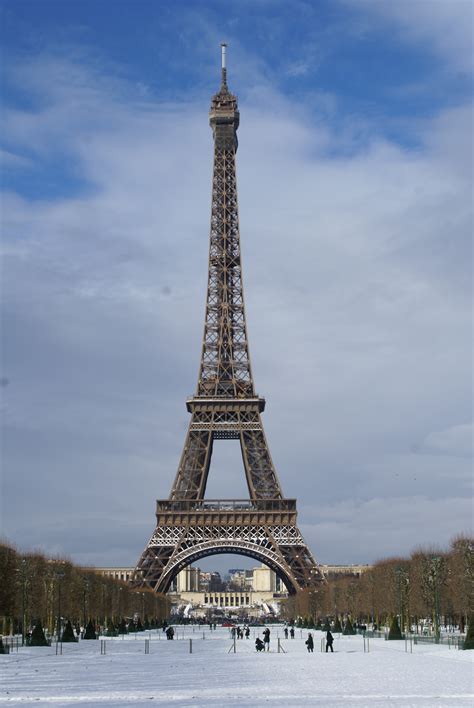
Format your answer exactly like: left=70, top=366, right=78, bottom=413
left=220, top=42, right=227, bottom=89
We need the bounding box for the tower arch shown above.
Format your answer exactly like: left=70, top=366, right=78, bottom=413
left=156, top=545, right=299, bottom=595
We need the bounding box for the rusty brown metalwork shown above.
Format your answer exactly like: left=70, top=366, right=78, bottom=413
left=134, top=46, right=324, bottom=595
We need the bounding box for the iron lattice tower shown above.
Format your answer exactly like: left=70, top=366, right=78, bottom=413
left=134, top=45, right=324, bottom=594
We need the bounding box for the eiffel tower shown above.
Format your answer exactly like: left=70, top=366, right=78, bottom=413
left=134, top=45, right=324, bottom=594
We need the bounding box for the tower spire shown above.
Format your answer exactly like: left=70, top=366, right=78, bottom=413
left=220, top=42, right=228, bottom=90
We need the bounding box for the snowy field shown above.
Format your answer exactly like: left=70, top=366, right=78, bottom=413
left=1, top=626, right=473, bottom=707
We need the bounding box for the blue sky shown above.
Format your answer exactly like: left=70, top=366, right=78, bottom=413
left=3, top=0, right=471, bottom=189
left=1, top=0, right=472, bottom=574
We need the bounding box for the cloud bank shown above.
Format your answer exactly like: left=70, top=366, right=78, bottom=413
left=1, top=4, right=472, bottom=571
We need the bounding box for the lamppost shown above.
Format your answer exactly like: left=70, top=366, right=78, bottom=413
left=82, top=579, right=89, bottom=630
left=55, top=569, right=65, bottom=642
left=346, top=582, right=356, bottom=625
left=20, top=558, right=27, bottom=646
left=333, top=586, right=340, bottom=624
left=403, top=569, right=410, bottom=633
left=102, top=583, right=107, bottom=631
left=430, top=557, right=442, bottom=642
left=395, top=566, right=403, bottom=631
left=134, top=591, right=141, bottom=624
left=308, top=590, right=317, bottom=626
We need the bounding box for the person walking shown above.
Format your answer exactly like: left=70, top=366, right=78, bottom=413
left=263, top=627, right=270, bottom=651
left=305, top=632, right=314, bottom=652
left=245, top=626, right=250, bottom=639
left=326, top=629, right=334, bottom=652
left=284, top=627, right=289, bottom=639
left=290, top=626, right=295, bottom=639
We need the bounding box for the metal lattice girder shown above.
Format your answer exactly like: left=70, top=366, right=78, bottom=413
left=134, top=519, right=324, bottom=594
left=199, top=146, right=252, bottom=397
left=134, top=47, right=324, bottom=596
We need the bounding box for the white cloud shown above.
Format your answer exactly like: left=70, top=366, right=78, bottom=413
left=346, top=0, right=473, bottom=73
left=422, top=423, right=473, bottom=457
left=1, top=51, right=472, bottom=565
left=301, top=495, right=473, bottom=564
left=0, top=148, right=33, bottom=169
left=285, top=61, right=311, bottom=78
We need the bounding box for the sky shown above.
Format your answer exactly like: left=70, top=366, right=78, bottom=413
left=1, top=0, right=472, bottom=577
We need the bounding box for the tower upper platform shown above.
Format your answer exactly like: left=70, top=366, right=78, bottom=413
left=209, top=43, right=239, bottom=148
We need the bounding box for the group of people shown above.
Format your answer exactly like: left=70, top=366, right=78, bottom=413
left=255, top=627, right=271, bottom=652
left=305, top=630, right=334, bottom=653
left=255, top=627, right=335, bottom=653
left=230, top=625, right=251, bottom=639
left=164, top=621, right=334, bottom=652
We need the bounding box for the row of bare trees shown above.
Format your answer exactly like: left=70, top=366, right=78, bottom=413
left=0, top=542, right=169, bottom=636
left=286, top=536, right=473, bottom=634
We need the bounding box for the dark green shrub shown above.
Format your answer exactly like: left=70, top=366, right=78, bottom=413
left=388, top=615, right=403, bottom=640
left=83, top=619, right=96, bottom=640
left=61, top=620, right=78, bottom=642
left=30, top=620, right=48, bottom=646
left=343, top=617, right=356, bottom=635
left=333, top=616, right=342, bottom=633
left=463, top=616, right=474, bottom=650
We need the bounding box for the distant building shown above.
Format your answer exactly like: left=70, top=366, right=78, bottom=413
left=94, top=562, right=372, bottom=608
left=199, top=571, right=223, bottom=591
left=320, top=564, right=372, bottom=577
left=253, top=565, right=279, bottom=592
left=95, top=567, right=133, bottom=582
left=176, top=566, right=200, bottom=592
left=227, top=568, right=253, bottom=590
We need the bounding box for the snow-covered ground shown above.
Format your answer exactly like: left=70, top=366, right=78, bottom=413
left=1, top=626, right=473, bottom=707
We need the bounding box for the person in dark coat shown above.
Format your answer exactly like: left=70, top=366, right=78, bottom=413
left=326, top=629, right=334, bottom=652
left=245, top=626, right=250, bottom=639
left=305, top=632, right=314, bottom=652
left=290, top=626, right=295, bottom=639
left=284, top=627, right=289, bottom=639
left=255, top=637, right=265, bottom=652
left=263, top=627, right=270, bottom=651
left=166, top=626, right=174, bottom=640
